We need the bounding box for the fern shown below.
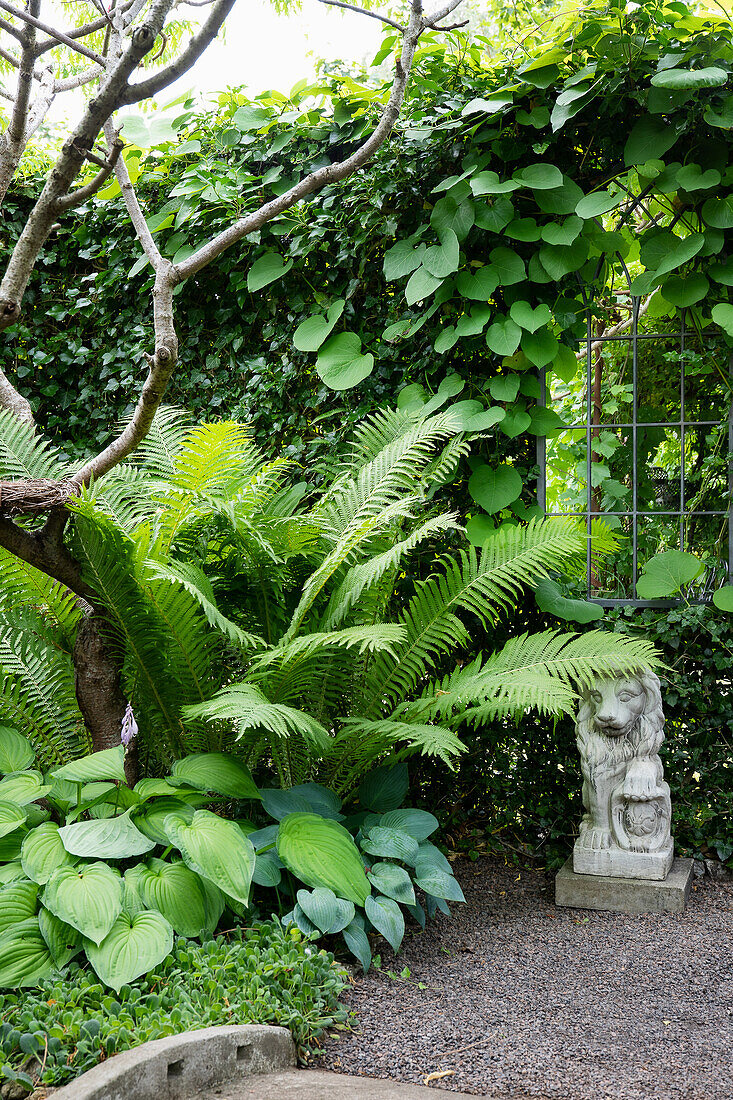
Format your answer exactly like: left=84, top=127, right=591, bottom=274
left=0, top=409, right=69, bottom=481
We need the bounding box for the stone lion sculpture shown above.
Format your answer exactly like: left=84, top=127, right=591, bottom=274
left=573, top=671, right=674, bottom=880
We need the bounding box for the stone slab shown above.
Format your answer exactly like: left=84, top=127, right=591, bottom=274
left=51, top=1024, right=296, bottom=1100
left=194, top=1070, right=484, bottom=1099
left=555, top=855, right=693, bottom=914
left=573, top=839, right=674, bottom=880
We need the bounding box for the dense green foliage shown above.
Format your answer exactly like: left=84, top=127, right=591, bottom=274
left=0, top=923, right=347, bottom=1092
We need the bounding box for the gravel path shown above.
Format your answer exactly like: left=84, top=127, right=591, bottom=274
left=320, top=858, right=733, bottom=1100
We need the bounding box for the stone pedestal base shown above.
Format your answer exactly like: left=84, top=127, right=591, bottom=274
left=573, top=838, right=674, bottom=880
left=555, top=856, right=693, bottom=914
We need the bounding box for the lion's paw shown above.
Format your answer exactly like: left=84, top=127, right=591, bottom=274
left=579, top=823, right=612, bottom=850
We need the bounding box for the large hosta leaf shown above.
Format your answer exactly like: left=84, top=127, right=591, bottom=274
left=0, top=919, right=55, bottom=987
left=38, top=908, right=82, bottom=966
left=163, top=809, right=255, bottom=906
left=51, top=747, right=126, bottom=785
left=277, top=813, right=371, bottom=905
left=0, top=771, right=51, bottom=805
left=21, top=822, right=77, bottom=884
left=358, top=764, right=409, bottom=813
left=0, top=800, right=27, bottom=839
left=367, top=862, right=416, bottom=906
left=296, top=887, right=355, bottom=934
left=43, top=862, right=123, bottom=945
left=138, top=858, right=210, bottom=937
left=171, top=753, right=260, bottom=800
left=135, top=798, right=195, bottom=845
left=86, top=911, right=174, bottom=992
left=365, top=894, right=405, bottom=952
left=58, top=809, right=155, bottom=859
left=0, top=880, right=38, bottom=934
left=379, top=809, right=439, bottom=841
left=0, top=728, right=35, bottom=774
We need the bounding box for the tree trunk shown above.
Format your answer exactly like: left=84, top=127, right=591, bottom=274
left=74, top=612, right=137, bottom=785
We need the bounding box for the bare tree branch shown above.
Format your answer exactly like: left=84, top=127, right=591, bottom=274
left=0, top=0, right=106, bottom=65
left=317, top=0, right=405, bottom=32
left=0, top=0, right=40, bottom=204
left=56, top=136, right=124, bottom=211
left=120, top=0, right=235, bottom=104
left=424, top=0, right=463, bottom=25
left=55, top=65, right=103, bottom=93
left=0, top=14, right=22, bottom=41
left=103, top=118, right=164, bottom=270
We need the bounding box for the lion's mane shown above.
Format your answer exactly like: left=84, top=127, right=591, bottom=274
left=575, top=670, right=665, bottom=789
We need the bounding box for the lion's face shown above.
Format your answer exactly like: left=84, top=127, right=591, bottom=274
left=587, top=677, right=646, bottom=738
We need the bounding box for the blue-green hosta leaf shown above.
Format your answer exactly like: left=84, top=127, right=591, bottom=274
left=624, top=116, right=679, bottom=165
left=650, top=66, right=727, bottom=90
left=261, top=783, right=341, bottom=821
left=247, top=251, right=293, bottom=292
left=468, top=464, right=523, bottom=514
left=0, top=800, right=27, bottom=839
left=0, top=771, right=51, bottom=805
left=51, top=746, right=126, bottom=785
left=365, top=895, right=405, bottom=953
left=38, top=908, right=81, bottom=966
left=414, top=864, right=465, bottom=903
left=0, top=727, right=35, bottom=774
left=21, top=822, right=77, bottom=884
left=0, top=919, right=54, bottom=987
left=360, top=826, right=419, bottom=864
left=297, top=887, right=354, bottom=934
left=293, top=299, right=345, bottom=352
left=415, top=842, right=453, bottom=875
left=135, top=798, right=195, bottom=846
left=0, top=880, right=38, bottom=934
left=253, top=849, right=282, bottom=887
left=43, top=862, right=123, bottom=944
left=171, top=753, right=259, bottom=800
left=277, top=813, right=370, bottom=905
left=316, top=331, right=375, bottom=390
left=534, top=578, right=604, bottom=623
left=58, top=809, right=155, bottom=859
left=86, top=911, right=174, bottom=992
left=342, top=916, right=371, bottom=971
left=636, top=550, right=705, bottom=599
left=164, top=809, right=255, bottom=906
left=138, top=858, right=210, bottom=938
left=358, top=763, right=409, bottom=813
left=379, top=809, right=439, bottom=841
left=367, top=862, right=416, bottom=906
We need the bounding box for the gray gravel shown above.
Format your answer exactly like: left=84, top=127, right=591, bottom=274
left=319, top=858, right=733, bottom=1099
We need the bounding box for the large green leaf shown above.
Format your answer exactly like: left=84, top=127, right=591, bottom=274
left=296, top=887, right=354, bottom=934
left=135, top=798, right=196, bottom=845
left=712, top=585, right=733, bottom=611
left=247, top=251, right=293, bottom=292
left=21, top=822, right=77, bottom=884
left=361, top=825, right=419, bottom=864
left=488, top=246, right=525, bottom=286
left=468, top=464, right=523, bottom=514
left=383, top=239, right=425, bottom=281
left=380, top=808, right=439, bottom=841
left=171, top=753, right=260, bottom=800
left=534, top=578, right=604, bottom=623
left=292, top=299, right=345, bottom=352
left=522, top=328, right=559, bottom=368
left=367, top=862, right=416, bottom=906
left=138, top=858, right=211, bottom=937
left=86, top=911, right=174, bottom=992
left=0, top=771, right=51, bottom=805
left=702, top=196, right=733, bottom=229
left=38, top=908, right=82, bottom=966
left=660, top=273, right=709, bottom=307
left=413, top=864, right=466, bottom=903
left=650, top=66, right=727, bottom=89
left=639, top=231, right=705, bottom=276
left=164, top=809, right=255, bottom=906
left=0, top=800, right=27, bottom=839
left=342, top=916, right=371, bottom=971
left=277, top=813, right=370, bottom=904
left=509, top=301, right=551, bottom=333
left=405, top=266, right=443, bottom=306
left=575, top=190, right=620, bottom=218
left=711, top=303, right=733, bottom=337
left=636, top=550, right=705, bottom=599
left=364, top=894, right=405, bottom=952
left=485, top=316, right=521, bottom=356
left=43, top=862, right=123, bottom=944
left=456, top=266, right=499, bottom=302
left=0, top=919, right=54, bottom=987
left=0, top=728, right=35, bottom=774
left=51, top=746, right=126, bottom=785
left=624, top=116, right=678, bottom=165
left=316, top=332, right=375, bottom=390
left=513, top=162, right=563, bottom=190
left=422, top=229, right=460, bottom=278
left=357, top=763, right=409, bottom=812
left=58, top=809, right=155, bottom=859
left=0, top=880, right=38, bottom=934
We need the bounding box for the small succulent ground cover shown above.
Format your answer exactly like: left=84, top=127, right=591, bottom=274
left=0, top=923, right=348, bottom=1095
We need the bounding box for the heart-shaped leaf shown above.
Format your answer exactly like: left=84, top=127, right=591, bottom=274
left=51, top=747, right=126, bottom=785
left=414, top=864, right=465, bottom=903
left=712, top=585, right=733, bottom=611
left=702, top=196, right=733, bottom=228
left=297, top=887, right=355, bottom=934
left=358, top=763, right=408, bottom=813
left=364, top=894, right=405, bottom=952
left=534, top=578, right=604, bottom=623
left=455, top=266, right=499, bottom=301
left=639, top=231, right=705, bottom=275
left=86, top=911, right=174, bottom=991
left=0, top=771, right=51, bottom=805
left=575, top=190, right=620, bottom=219
left=486, top=316, right=521, bottom=356
left=38, top=908, right=81, bottom=966
left=247, top=251, right=293, bottom=292
left=138, top=858, right=210, bottom=938
left=489, top=374, right=521, bottom=402
left=21, top=822, right=77, bottom=885
left=59, top=809, right=154, bottom=859
left=636, top=550, right=705, bottom=599
left=164, top=809, right=255, bottom=906
left=466, top=514, right=496, bottom=546
left=0, top=728, right=35, bottom=774
left=423, top=229, right=460, bottom=278
left=470, top=171, right=519, bottom=196
left=0, top=880, right=38, bottom=935
left=468, top=464, right=523, bottom=514
left=624, top=116, right=679, bottom=165
left=712, top=303, right=733, bottom=336
left=488, top=246, right=525, bottom=286
left=513, top=162, right=564, bottom=190
left=510, top=301, right=551, bottom=333
left=277, top=813, right=370, bottom=904
left=383, top=240, right=425, bottom=281
left=292, top=299, right=345, bottom=352
left=360, top=826, right=419, bottom=864
left=171, top=753, right=260, bottom=800
left=367, top=862, right=416, bottom=906
left=316, top=331, right=375, bottom=390
left=660, top=273, right=709, bottom=307
left=651, top=66, right=727, bottom=89
left=405, top=266, right=443, bottom=306
left=0, top=919, right=54, bottom=987
left=135, top=798, right=195, bottom=846
left=43, top=862, right=123, bottom=944
left=0, top=800, right=27, bottom=839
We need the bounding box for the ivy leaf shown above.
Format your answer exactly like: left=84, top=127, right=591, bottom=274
left=468, top=464, right=523, bottom=513
left=316, top=332, right=375, bottom=390
left=534, top=578, right=604, bottom=623
left=636, top=550, right=705, bottom=599
left=624, top=116, right=679, bottom=165
left=650, top=66, right=727, bottom=89
left=485, top=316, right=521, bottom=356
left=293, top=299, right=345, bottom=352
left=247, top=252, right=293, bottom=292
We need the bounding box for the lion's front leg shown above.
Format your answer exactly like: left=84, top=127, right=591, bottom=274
left=577, top=776, right=613, bottom=849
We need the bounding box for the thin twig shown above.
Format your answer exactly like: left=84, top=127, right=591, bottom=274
left=0, top=0, right=106, bottom=65
left=317, top=0, right=405, bottom=32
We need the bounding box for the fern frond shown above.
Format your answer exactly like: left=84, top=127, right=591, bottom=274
left=132, top=406, right=192, bottom=478
left=183, top=683, right=332, bottom=752
left=252, top=624, right=407, bottom=671
left=0, top=547, right=81, bottom=646
left=0, top=409, right=69, bottom=480
left=144, top=559, right=264, bottom=650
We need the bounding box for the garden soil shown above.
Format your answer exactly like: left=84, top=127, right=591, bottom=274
left=318, top=857, right=733, bottom=1100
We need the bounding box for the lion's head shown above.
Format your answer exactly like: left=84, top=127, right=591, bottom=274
left=576, top=671, right=665, bottom=771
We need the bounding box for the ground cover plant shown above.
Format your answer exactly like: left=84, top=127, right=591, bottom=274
left=0, top=922, right=348, bottom=1094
